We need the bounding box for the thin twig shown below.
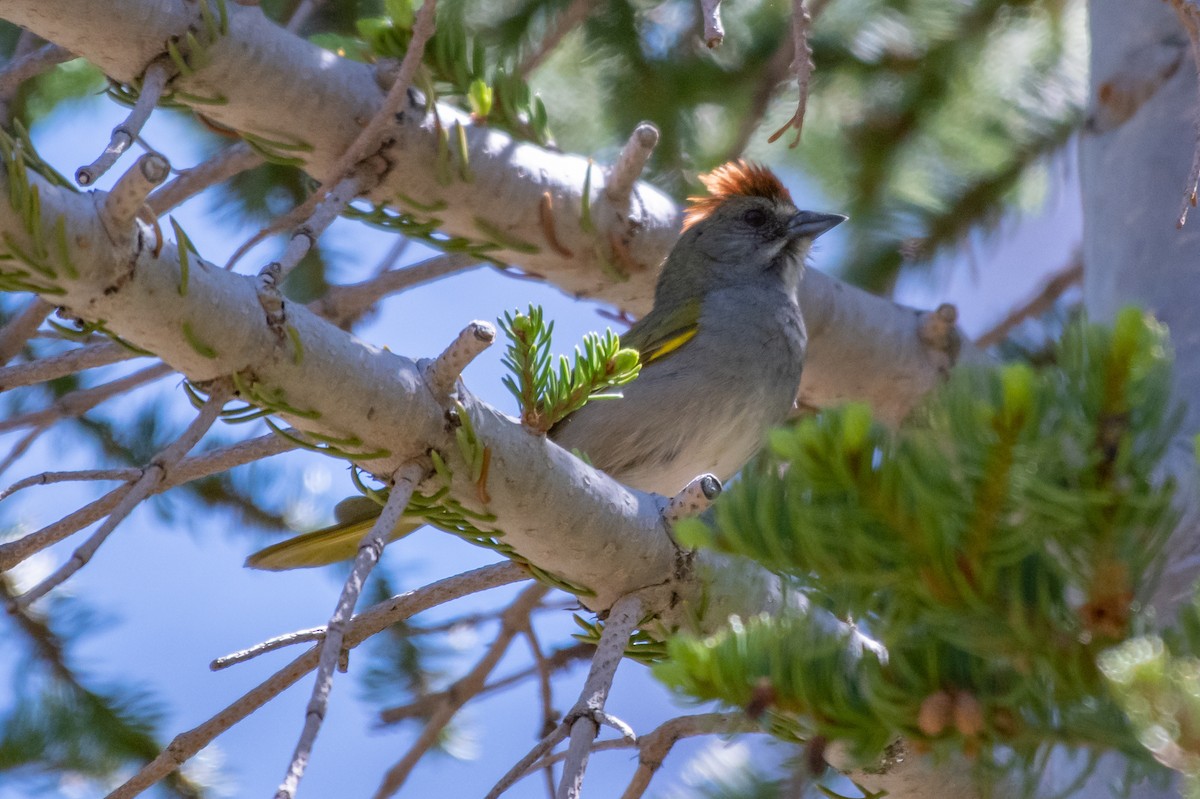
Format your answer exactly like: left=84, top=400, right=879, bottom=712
left=0, top=340, right=139, bottom=391
left=379, top=641, right=590, bottom=725
left=0, top=42, right=73, bottom=95
left=974, top=251, right=1083, bottom=348
left=0, top=468, right=141, bottom=503
left=224, top=600, right=582, bottom=674
left=512, top=712, right=757, bottom=799
left=147, top=141, right=264, bottom=215
left=105, top=562, right=529, bottom=799
left=424, top=320, right=496, bottom=401
left=211, top=627, right=326, bottom=671
left=557, top=593, right=643, bottom=799
left=699, top=0, right=725, bottom=48
left=0, top=297, right=52, bottom=364
left=102, top=153, right=170, bottom=231
left=77, top=61, right=170, bottom=186
left=0, top=432, right=295, bottom=572
left=485, top=716, right=572, bottom=799
left=662, top=474, right=722, bottom=527
left=0, top=362, right=173, bottom=434
left=1168, top=0, right=1200, bottom=226
left=311, top=253, right=478, bottom=327
left=0, top=426, right=44, bottom=482
left=518, top=0, right=595, bottom=77
left=767, top=0, right=814, bottom=148
left=274, top=461, right=425, bottom=799
left=226, top=0, right=438, bottom=271
left=13, top=382, right=231, bottom=607
left=259, top=171, right=367, bottom=279
left=618, top=713, right=757, bottom=799
left=372, top=583, right=551, bottom=799
left=724, top=35, right=795, bottom=161
left=524, top=614, right=560, bottom=797
left=605, top=123, right=659, bottom=210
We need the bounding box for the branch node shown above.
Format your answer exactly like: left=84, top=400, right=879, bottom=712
left=663, top=474, right=721, bottom=527
left=918, top=303, right=959, bottom=354
left=425, top=320, right=495, bottom=401
left=102, top=153, right=170, bottom=232
left=699, top=0, right=725, bottom=48
left=605, top=122, right=660, bottom=210
left=256, top=261, right=288, bottom=339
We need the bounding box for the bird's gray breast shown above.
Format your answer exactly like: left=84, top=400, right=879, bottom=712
left=551, top=286, right=806, bottom=496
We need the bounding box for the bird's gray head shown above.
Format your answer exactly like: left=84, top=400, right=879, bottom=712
left=659, top=161, right=845, bottom=298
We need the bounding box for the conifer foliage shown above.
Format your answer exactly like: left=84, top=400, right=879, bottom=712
left=662, top=309, right=1186, bottom=788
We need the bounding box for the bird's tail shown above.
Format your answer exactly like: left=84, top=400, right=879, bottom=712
left=244, top=496, right=420, bottom=571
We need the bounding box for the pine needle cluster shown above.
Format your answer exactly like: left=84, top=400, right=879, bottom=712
left=499, top=305, right=640, bottom=434
left=658, top=309, right=1186, bottom=789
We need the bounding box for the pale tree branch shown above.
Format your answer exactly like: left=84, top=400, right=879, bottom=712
left=0, top=362, right=173, bottom=434
left=376, top=642, right=590, bottom=726
left=0, top=340, right=140, bottom=391
left=618, top=714, right=762, bottom=799
left=1166, top=0, right=1200, bottom=226
left=210, top=626, right=325, bottom=671
left=77, top=60, right=170, bottom=187
left=524, top=612, right=562, bottom=796
left=511, top=712, right=760, bottom=799
left=767, top=0, right=814, bottom=148
left=310, top=252, right=479, bottom=328
left=605, top=123, right=659, bottom=211
left=557, top=593, right=643, bottom=799
left=1, top=467, right=141, bottom=502
left=146, top=140, right=263, bottom=215
left=4, top=0, right=971, bottom=422
left=372, top=583, right=551, bottom=799
left=423, top=319, right=496, bottom=401
left=263, top=170, right=367, bottom=280
left=274, top=460, right=425, bottom=799
left=229, top=0, right=439, bottom=272
left=104, top=562, right=529, bottom=799
left=101, top=152, right=169, bottom=231
left=286, top=0, right=326, bottom=33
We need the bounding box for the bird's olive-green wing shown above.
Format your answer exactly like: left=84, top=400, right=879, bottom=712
left=619, top=298, right=701, bottom=365
left=244, top=498, right=419, bottom=571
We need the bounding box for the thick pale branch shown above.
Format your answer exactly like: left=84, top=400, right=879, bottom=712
left=2, top=0, right=968, bottom=422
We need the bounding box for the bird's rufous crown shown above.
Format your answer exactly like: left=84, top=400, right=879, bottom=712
left=682, top=160, right=794, bottom=231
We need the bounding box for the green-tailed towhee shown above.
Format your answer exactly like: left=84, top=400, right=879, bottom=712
left=246, top=160, right=845, bottom=570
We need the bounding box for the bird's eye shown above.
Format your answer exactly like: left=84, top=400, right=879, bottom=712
left=743, top=209, right=768, bottom=227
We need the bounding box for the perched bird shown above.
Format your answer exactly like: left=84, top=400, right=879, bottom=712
left=246, top=161, right=845, bottom=570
